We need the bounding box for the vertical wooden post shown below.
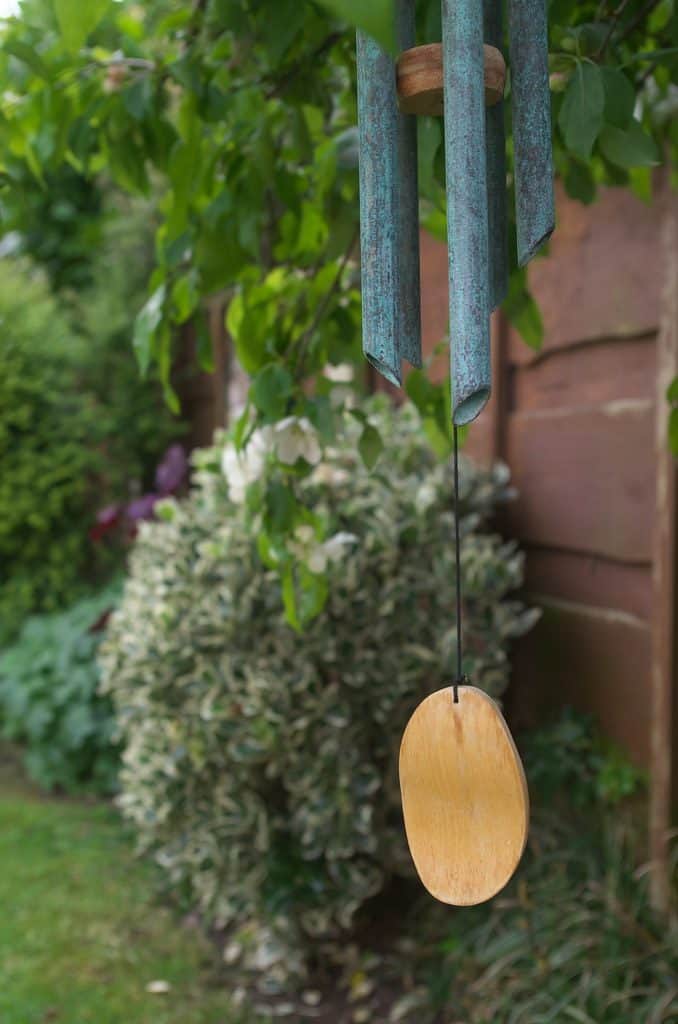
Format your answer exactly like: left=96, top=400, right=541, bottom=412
left=650, top=180, right=677, bottom=913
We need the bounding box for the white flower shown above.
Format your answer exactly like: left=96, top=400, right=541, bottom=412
left=323, top=531, right=358, bottom=561
left=274, top=417, right=321, bottom=466
left=415, top=482, right=437, bottom=513
left=307, top=531, right=358, bottom=574
left=310, top=463, right=350, bottom=487
left=290, top=528, right=358, bottom=575
left=307, top=547, right=329, bottom=574
left=221, top=427, right=272, bottom=503
left=323, top=362, right=355, bottom=383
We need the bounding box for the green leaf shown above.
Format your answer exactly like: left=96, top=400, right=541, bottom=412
left=405, top=368, right=436, bottom=414
left=251, top=365, right=294, bottom=421
left=3, top=38, right=51, bottom=79
left=171, top=272, right=199, bottom=324
left=265, top=480, right=297, bottom=533
left=298, top=566, right=329, bottom=624
left=133, top=286, right=165, bottom=377
left=195, top=313, right=214, bottom=373
left=667, top=377, right=678, bottom=404
left=598, top=121, right=661, bottom=169
left=629, top=166, right=653, bottom=204
left=53, top=0, right=111, bottom=52
left=669, top=408, right=678, bottom=456
left=281, top=565, right=301, bottom=632
left=504, top=272, right=543, bottom=351
left=558, top=61, right=605, bottom=159
left=564, top=160, right=596, bottom=204
left=317, top=0, right=395, bottom=52
left=358, top=423, right=384, bottom=470
left=601, top=67, right=636, bottom=129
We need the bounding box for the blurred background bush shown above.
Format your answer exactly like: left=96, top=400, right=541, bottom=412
left=0, top=204, right=181, bottom=644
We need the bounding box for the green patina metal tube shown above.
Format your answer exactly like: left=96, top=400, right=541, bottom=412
left=395, top=0, right=422, bottom=371
left=442, top=0, right=491, bottom=425
left=484, top=0, right=508, bottom=310
left=356, top=1, right=421, bottom=387
left=508, top=0, right=555, bottom=266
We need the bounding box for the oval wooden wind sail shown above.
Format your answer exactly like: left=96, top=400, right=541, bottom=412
left=399, top=686, right=529, bottom=906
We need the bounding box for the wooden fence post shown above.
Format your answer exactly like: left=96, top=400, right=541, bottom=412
left=649, top=177, right=677, bottom=913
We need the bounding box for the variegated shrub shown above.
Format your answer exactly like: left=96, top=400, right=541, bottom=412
left=100, top=400, right=538, bottom=984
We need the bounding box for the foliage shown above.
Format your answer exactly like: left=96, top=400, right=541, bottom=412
left=522, top=707, right=645, bottom=807
left=0, top=259, right=104, bottom=641
left=0, top=788, right=248, bottom=1023
left=100, top=401, right=537, bottom=986
left=0, top=163, right=105, bottom=292
left=0, top=251, right=179, bottom=642
left=72, top=194, right=183, bottom=493
left=0, top=0, right=675, bottom=622
left=221, top=714, right=664, bottom=1023
left=668, top=375, right=678, bottom=455
left=416, top=810, right=677, bottom=1023
left=0, top=585, right=121, bottom=793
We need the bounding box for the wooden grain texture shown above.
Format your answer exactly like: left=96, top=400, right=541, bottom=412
left=523, top=548, right=652, bottom=621
left=510, top=334, right=657, bottom=413
left=396, top=42, right=506, bottom=116
left=399, top=686, right=529, bottom=906
left=510, top=599, right=652, bottom=766
left=509, top=184, right=664, bottom=362
left=504, top=401, right=655, bottom=562
left=649, top=183, right=677, bottom=913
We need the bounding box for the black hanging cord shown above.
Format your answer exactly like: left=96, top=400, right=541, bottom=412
left=452, top=425, right=468, bottom=704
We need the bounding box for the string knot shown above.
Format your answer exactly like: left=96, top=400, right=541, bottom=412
left=452, top=674, right=468, bottom=704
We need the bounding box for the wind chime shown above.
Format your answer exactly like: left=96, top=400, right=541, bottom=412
left=356, top=0, right=554, bottom=905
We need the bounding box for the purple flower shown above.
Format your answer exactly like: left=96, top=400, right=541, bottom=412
left=155, top=444, right=188, bottom=496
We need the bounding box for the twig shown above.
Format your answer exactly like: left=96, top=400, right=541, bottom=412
left=595, top=0, right=633, bottom=59
left=595, top=0, right=662, bottom=60
left=294, top=227, right=359, bottom=376
left=265, top=32, right=343, bottom=100
left=615, top=0, right=663, bottom=48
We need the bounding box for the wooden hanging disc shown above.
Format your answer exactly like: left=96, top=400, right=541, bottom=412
left=396, top=43, right=506, bottom=117
left=399, top=685, right=528, bottom=906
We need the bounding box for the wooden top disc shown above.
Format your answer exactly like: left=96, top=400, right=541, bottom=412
left=399, top=686, right=528, bottom=906
left=396, top=43, right=506, bottom=116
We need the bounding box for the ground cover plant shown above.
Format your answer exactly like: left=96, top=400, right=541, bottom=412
left=0, top=585, right=121, bottom=794
left=2, top=714, right=670, bottom=1024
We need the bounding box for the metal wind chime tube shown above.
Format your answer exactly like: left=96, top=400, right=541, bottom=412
left=508, top=0, right=555, bottom=265
left=442, top=0, right=491, bottom=425
left=395, top=0, right=423, bottom=372
left=355, top=0, right=555, bottom=908
left=484, top=0, right=508, bottom=311
left=356, top=0, right=554, bottom=426
left=356, top=0, right=422, bottom=387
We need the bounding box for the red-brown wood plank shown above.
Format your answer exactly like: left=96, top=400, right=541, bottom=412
left=510, top=335, right=656, bottom=414
left=509, top=599, right=651, bottom=767
left=504, top=401, right=655, bottom=562
left=523, top=548, right=652, bottom=621
left=509, top=184, right=664, bottom=365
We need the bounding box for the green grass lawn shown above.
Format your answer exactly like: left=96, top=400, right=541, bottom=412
left=0, top=776, right=244, bottom=1024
